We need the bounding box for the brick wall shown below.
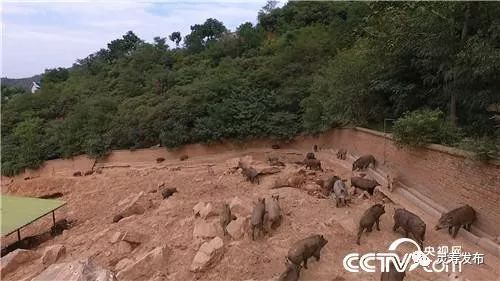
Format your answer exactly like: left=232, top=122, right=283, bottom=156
left=311, top=128, right=500, bottom=238
left=8, top=127, right=499, bottom=237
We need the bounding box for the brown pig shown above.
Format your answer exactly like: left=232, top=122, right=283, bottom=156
left=220, top=203, right=233, bottom=236
left=287, top=234, right=328, bottom=269
left=357, top=204, right=385, bottom=245
left=435, top=205, right=476, bottom=238
left=251, top=198, right=266, bottom=240
left=337, top=148, right=347, bottom=160
left=352, top=154, right=376, bottom=171
left=393, top=208, right=426, bottom=248
left=265, top=195, right=282, bottom=230
left=278, top=261, right=301, bottom=281
left=304, top=158, right=323, bottom=171
left=351, top=177, right=380, bottom=195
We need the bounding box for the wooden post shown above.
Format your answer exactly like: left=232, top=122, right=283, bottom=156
left=52, top=211, right=56, bottom=227
left=17, top=229, right=21, bottom=241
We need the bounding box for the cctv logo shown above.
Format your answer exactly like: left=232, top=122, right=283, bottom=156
left=343, top=238, right=432, bottom=273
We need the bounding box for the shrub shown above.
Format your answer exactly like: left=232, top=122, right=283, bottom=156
left=393, top=109, right=461, bottom=148
left=459, top=137, right=499, bottom=161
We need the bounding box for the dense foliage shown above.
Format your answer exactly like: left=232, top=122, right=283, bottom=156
left=2, top=2, right=499, bottom=175
left=392, top=109, right=461, bottom=148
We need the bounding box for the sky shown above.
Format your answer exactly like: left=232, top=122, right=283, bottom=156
left=1, top=0, right=273, bottom=78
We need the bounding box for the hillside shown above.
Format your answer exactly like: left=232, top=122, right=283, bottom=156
left=2, top=2, right=499, bottom=177
left=1, top=75, right=41, bottom=91
left=2, top=147, right=499, bottom=281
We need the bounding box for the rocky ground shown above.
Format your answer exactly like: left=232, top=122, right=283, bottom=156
left=1, top=148, right=499, bottom=281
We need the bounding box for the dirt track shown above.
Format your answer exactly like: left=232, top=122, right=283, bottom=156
left=2, top=148, right=499, bottom=281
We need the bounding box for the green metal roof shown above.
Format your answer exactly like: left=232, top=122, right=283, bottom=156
left=1, top=195, right=66, bottom=236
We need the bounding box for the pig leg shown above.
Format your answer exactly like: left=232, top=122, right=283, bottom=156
left=314, top=249, right=321, bottom=261
left=452, top=226, right=460, bottom=238
left=356, top=227, right=364, bottom=245
left=392, top=222, right=399, bottom=232
left=366, top=224, right=373, bottom=233
left=302, top=255, right=308, bottom=269
left=376, top=219, right=381, bottom=231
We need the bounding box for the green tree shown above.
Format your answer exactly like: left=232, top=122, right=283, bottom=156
left=168, top=31, right=182, bottom=46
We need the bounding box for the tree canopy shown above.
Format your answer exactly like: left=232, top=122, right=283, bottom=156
left=2, top=2, right=499, bottom=175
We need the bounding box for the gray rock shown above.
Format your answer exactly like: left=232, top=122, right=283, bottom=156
left=31, top=258, right=116, bottom=281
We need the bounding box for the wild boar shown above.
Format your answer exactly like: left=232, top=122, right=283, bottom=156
left=180, top=154, right=188, bottom=161
left=393, top=208, right=426, bottom=248
left=265, top=195, right=282, bottom=230
left=352, top=154, right=376, bottom=171
left=435, top=205, right=476, bottom=238
left=161, top=187, right=178, bottom=199
left=278, top=261, right=301, bottom=281
left=242, top=167, right=260, bottom=184
left=304, top=158, right=323, bottom=171
left=251, top=198, right=266, bottom=240
left=287, top=234, right=328, bottom=269
left=73, top=171, right=82, bottom=177
left=306, top=152, right=316, bottom=160
left=272, top=144, right=281, bottom=149
left=357, top=204, right=385, bottom=245
left=220, top=203, right=232, bottom=236
left=333, top=179, right=350, bottom=208
left=351, top=177, right=380, bottom=195
left=318, top=175, right=339, bottom=197
left=337, top=149, right=347, bottom=160
left=156, top=157, right=165, bottom=163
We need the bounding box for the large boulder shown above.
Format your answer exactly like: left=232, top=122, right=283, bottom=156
left=190, top=237, right=224, bottom=272
left=229, top=197, right=252, bottom=217
left=109, top=231, right=123, bottom=244
left=193, top=202, right=205, bottom=217
left=193, top=220, right=220, bottom=240
left=120, top=192, right=146, bottom=217
left=31, top=258, right=116, bottom=281
left=226, top=216, right=250, bottom=240
left=114, top=258, right=133, bottom=272
left=113, top=192, right=147, bottom=222
left=0, top=249, right=41, bottom=276
left=199, top=203, right=217, bottom=219
left=41, top=244, right=66, bottom=266
left=115, top=241, right=133, bottom=255
left=121, top=230, right=147, bottom=245
left=193, top=202, right=217, bottom=219
left=116, top=246, right=170, bottom=280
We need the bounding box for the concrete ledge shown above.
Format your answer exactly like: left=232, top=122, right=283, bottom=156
left=353, top=127, right=500, bottom=165
left=343, top=150, right=500, bottom=258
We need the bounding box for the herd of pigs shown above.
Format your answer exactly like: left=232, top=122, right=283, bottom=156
left=232, top=147, right=477, bottom=281
left=5, top=147, right=479, bottom=281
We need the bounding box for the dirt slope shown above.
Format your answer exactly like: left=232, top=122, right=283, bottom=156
left=1, top=148, right=499, bottom=281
